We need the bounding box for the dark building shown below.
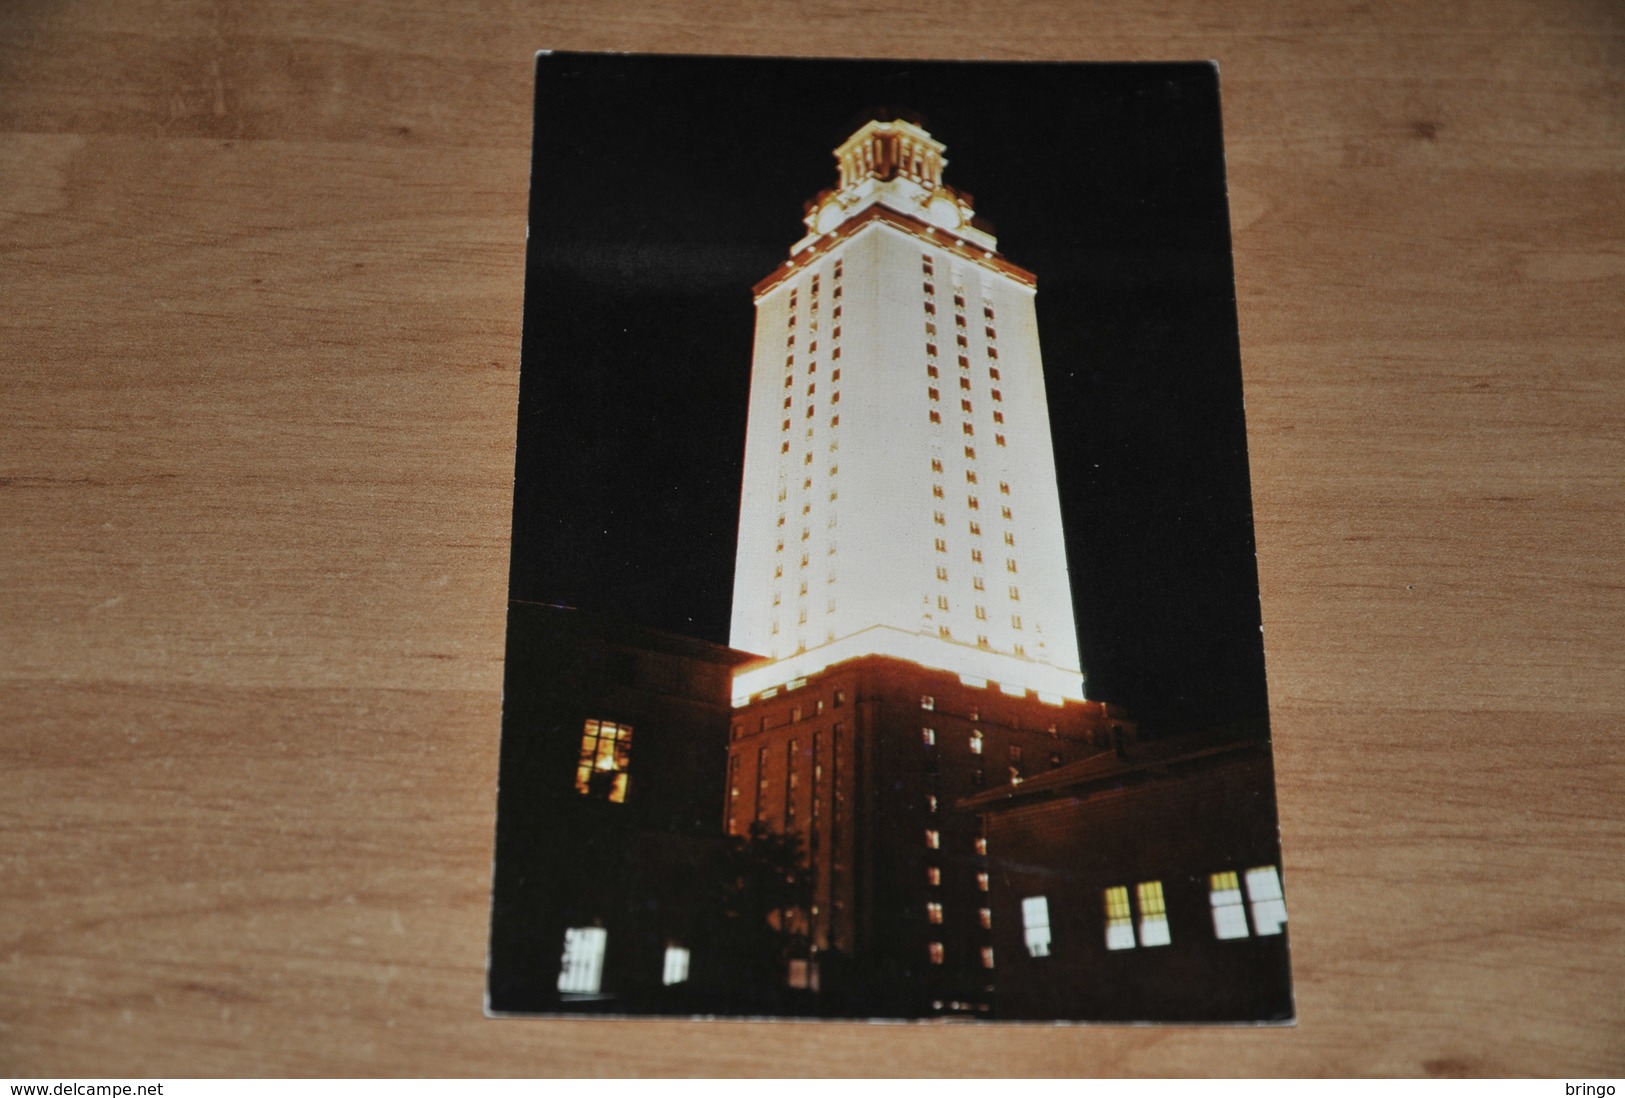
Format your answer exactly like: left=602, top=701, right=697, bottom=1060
left=488, top=603, right=763, bottom=1014
left=727, top=653, right=1133, bottom=1016
left=960, top=730, right=1293, bottom=1022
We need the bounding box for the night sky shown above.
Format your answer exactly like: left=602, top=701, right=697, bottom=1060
left=510, top=54, right=1269, bottom=734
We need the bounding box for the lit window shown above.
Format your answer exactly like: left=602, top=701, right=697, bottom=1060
left=1137, top=881, right=1171, bottom=946
left=979, top=907, right=992, bottom=929
left=927, top=794, right=938, bottom=812
left=970, top=730, right=983, bottom=754
left=557, top=927, right=607, bottom=994
left=1021, top=896, right=1052, bottom=957
left=976, top=872, right=990, bottom=892
left=922, top=727, right=936, bottom=746
left=1246, top=866, right=1288, bottom=935
left=927, top=867, right=941, bottom=886
left=928, top=942, right=945, bottom=965
left=974, top=837, right=988, bottom=855
left=927, top=902, right=943, bottom=924
left=921, top=695, right=935, bottom=710
left=575, top=719, right=632, bottom=803
left=1104, top=887, right=1135, bottom=950
left=925, top=829, right=940, bottom=849
left=662, top=944, right=690, bottom=986
left=981, top=946, right=995, bottom=969
left=1210, top=871, right=1249, bottom=940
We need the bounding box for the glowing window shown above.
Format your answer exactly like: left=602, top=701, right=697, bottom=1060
left=927, top=794, right=938, bottom=812
left=1021, top=896, right=1052, bottom=957
left=970, top=730, right=983, bottom=754
left=557, top=927, right=607, bottom=994
left=922, top=727, right=936, bottom=746
left=1210, top=871, right=1249, bottom=940
left=976, top=872, right=990, bottom=892
left=979, top=907, right=992, bottom=929
left=928, top=942, right=945, bottom=965
left=575, top=719, right=632, bottom=803
left=662, top=945, right=690, bottom=986
left=1137, top=881, right=1171, bottom=947
left=1104, top=887, right=1135, bottom=950
left=925, top=829, right=940, bottom=849
left=927, top=866, right=941, bottom=886
left=1246, top=866, right=1288, bottom=935
left=927, top=902, right=943, bottom=924
left=921, top=695, right=935, bottom=710
left=974, top=836, right=988, bottom=855
left=981, top=947, right=995, bottom=969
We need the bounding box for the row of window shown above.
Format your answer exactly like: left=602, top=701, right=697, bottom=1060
left=927, top=942, right=996, bottom=969
left=1017, top=866, right=1288, bottom=958
left=557, top=928, right=690, bottom=995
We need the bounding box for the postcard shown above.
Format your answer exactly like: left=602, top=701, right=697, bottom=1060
left=488, top=52, right=1292, bottom=1022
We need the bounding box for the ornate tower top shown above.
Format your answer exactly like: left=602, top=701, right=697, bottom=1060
left=793, top=119, right=998, bottom=255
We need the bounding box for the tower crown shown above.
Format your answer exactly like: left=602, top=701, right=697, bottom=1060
left=795, top=119, right=996, bottom=253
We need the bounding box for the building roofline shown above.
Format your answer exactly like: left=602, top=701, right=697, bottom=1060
left=753, top=203, right=1037, bottom=300
left=508, top=600, right=762, bottom=667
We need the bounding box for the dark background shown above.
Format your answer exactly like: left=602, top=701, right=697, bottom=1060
left=511, top=53, right=1267, bottom=734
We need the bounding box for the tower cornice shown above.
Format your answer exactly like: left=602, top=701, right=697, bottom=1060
left=754, top=203, right=1036, bottom=301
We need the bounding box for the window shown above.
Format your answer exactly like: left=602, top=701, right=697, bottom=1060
left=928, top=942, right=945, bottom=965
left=959, top=376, right=971, bottom=391
left=963, top=422, right=974, bottom=436
left=979, top=907, right=993, bottom=929
left=991, top=388, right=1002, bottom=402
left=1138, top=881, right=1171, bottom=946
left=981, top=947, right=996, bottom=969
left=1210, top=871, right=1249, bottom=940
left=927, top=364, right=939, bottom=378
left=976, top=872, right=990, bottom=892
left=993, top=410, right=1004, bottom=424
left=975, top=605, right=987, bottom=620
left=935, top=538, right=947, bottom=553
left=961, top=399, right=973, bottom=413
left=1001, top=506, right=1013, bottom=520
left=1021, top=896, right=1052, bottom=957
left=969, top=521, right=981, bottom=536
left=936, top=566, right=949, bottom=581
left=971, top=549, right=983, bottom=564
left=1007, top=558, right=1018, bottom=573
left=968, top=495, right=980, bottom=510
left=927, top=867, right=941, bottom=886
left=964, top=446, right=976, bottom=460
left=970, top=730, right=983, bottom=754
left=830, top=415, right=840, bottom=428
left=931, top=458, right=944, bottom=473
left=921, top=695, right=935, bottom=710
left=576, top=719, right=633, bottom=803
left=662, top=944, right=690, bottom=986
left=972, top=576, right=985, bottom=590
left=929, top=410, right=942, bottom=424
left=1104, top=887, right=1135, bottom=950
left=1246, top=866, right=1288, bottom=935
left=557, top=927, right=607, bottom=994
left=932, top=483, right=945, bottom=498
left=922, top=727, right=936, bottom=746
left=1008, top=585, right=1020, bottom=600
left=996, top=434, right=1007, bottom=447
left=974, top=836, right=988, bottom=855
left=934, top=511, right=946, bottom=526
left=928, top=387, right=940, bottom=402
left=1012, top=614, right=1023, bottom=630
left=937, top=594, right=949, bottom=610
left=927, top=794, right=938, bottom=812
left=926, top=343, right=938, bottom=357
left=927, top=902, right=943, bottom=924
left=925, top=829, right=940, bottom=850
left=832, top=368, right=841, bottom=381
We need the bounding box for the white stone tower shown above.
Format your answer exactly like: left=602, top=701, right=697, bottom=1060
left=730, top=118, right=1085, bottom=705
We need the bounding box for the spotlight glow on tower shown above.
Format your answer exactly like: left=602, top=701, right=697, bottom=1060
left=730, top=119, right=1084, bottom=705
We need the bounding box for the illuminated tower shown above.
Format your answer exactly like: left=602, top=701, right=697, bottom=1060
left=730, top=118, right=1084, bottom=705
left=724, top=119, right=1125, bottom=1016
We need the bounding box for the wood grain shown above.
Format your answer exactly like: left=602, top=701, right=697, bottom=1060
left=2, top=0, right=1621, bottom=1077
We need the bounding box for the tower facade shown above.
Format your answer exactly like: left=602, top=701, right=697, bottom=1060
left=725, top=120, right=1127, bottom=1016
left=730, top=118, right=1084, bottom=705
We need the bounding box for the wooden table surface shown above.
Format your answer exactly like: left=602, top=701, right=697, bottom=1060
left=3, top=0, right=1621, bottom=1078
